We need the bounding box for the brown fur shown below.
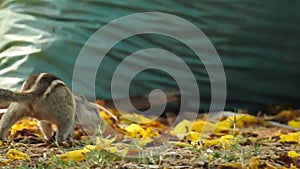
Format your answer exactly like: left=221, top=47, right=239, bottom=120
left=0, top=73, right=75, bottom=143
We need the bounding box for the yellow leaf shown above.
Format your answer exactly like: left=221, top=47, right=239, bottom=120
left=190, top=120, right=216, bottom=133
left=0, top=158, right=12, bottom=165
left=219, top=135, right=234, bottom=143
left=214, top=120, right=232, bottom=134
left=57, top=144, right=98, bottom=162
left=184, top=131, right=201, bottom=144
left=198, top=135, right=237, bottom=148
left=276, top=110, right=293, bottom=119
left=265, top=161, right=277, bottom=169
left=216, top=120, right=232, bottom=129
left=99, top=110, right=112, bottom=120
left=185, top=131, right=201, bottom=142
left=95, top=137, right=124, bottom=154
left=96, top=137, right=114, bottom=148
left=119, top=113, right=166, bottom=130
left=6, top=149, right=30, bottom=161
left=288, top=120, right=300, bottom=129
left=125, top=124, right=153, bottom=139
left=218, top=135, right=235, bottom=148
left=248, top=157, right=259, bottom=169
left=133, top=137, right=153, bottom=147
left=290, top=163, right=298, bottom=169
left=170, top=120, right=193, bottom=137
left=121, top=113, right=152, bottom=124
left=58, top=149, right=91, bottom=162
left=227, top=114, right=258, bottom=127
left=218, top=162, right=242, bottom=168
left=108, top=147, right=119, bottom=153
left=278, top=132, right=299, bottom=143
left=10, top=118, right=38, bottom=136
left=83, top=145, right=96, bottom=151
left=203, top=139, right=219, bottom=147
left=170, top=141, right=193, bottom=148
left=171, top=119, right=231, bottom=137
left=287, top=150, right=300, bottom=158
left=191, top=120, right=231, bottom=134
left=124, top=124, right=154, bottom=146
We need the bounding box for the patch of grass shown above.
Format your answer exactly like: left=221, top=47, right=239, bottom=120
left=83, top=149, right=121, bottom=168
left=15, top=149, right=121, bottom=169
left=209, top=112, right=263, bottom=166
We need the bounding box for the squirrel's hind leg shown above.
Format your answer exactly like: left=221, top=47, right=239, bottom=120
left=38, top=121, right=53, bottom=141
left=0, top=103, right=27, bottom=140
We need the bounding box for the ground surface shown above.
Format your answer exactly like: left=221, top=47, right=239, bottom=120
left=0, top=108, right=299, bottom=169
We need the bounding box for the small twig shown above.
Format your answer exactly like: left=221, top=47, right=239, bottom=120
left=265, top=121, right=300, bottom=132
left=89, top=102, right=118, bottom=122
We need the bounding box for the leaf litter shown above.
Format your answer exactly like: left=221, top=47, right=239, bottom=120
left=0, top=107, right=299, bottom=168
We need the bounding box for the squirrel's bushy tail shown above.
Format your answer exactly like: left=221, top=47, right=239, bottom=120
left=0, top=88, right=35, bottom=103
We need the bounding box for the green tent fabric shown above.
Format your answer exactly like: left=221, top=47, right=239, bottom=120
left=0, top=1, right=300, bottom=112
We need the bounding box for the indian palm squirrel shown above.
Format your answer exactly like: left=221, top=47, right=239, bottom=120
left=0, top=73, right=114, bottom=143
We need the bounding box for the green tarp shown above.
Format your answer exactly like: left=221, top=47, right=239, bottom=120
left=0, top=1, right=299, bottom=112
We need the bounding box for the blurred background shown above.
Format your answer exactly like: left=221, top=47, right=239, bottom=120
left=0, top=1, right=299, bottom=113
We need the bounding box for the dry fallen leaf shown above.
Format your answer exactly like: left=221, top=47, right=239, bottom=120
left=10, top=118, right=39, bottom=137
left=57, top=145, right=96, bottom=162
left=288, top=151, right=300, bottom=158
left=6, top=149, right=30, bottom=161
left=278, top=132, right=299, bottom=143
left=2, top=102, right=300, bottom=168
left=288, top=120, right=300, bottom=129
left=226, top=114, right=259, bottom=127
